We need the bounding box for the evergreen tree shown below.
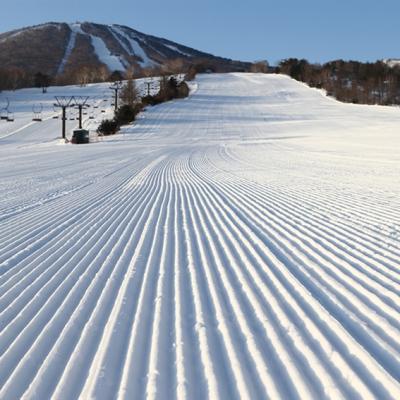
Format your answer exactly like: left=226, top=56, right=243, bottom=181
left=109, top=70, right=124, bottom=82
left=34, top=72, right=50, bottom=93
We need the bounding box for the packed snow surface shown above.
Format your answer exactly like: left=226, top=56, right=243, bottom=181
left=0, top=73, right=399, bottom=400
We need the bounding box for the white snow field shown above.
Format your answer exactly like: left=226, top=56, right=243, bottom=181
left=0, top=73, right=399, bottom=400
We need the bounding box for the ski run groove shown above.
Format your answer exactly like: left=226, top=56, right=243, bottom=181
left=0, top=73, right=399, bottom=399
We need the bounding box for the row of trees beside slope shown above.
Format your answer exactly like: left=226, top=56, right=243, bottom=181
left=97, top=74, right=191, bottom=136
left=277, top=58, right=400, bottom=105
left=0, top=55, right=251, bottom=91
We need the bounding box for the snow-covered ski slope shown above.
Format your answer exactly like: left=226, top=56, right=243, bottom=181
left=0, top=73, right=399, bottom=400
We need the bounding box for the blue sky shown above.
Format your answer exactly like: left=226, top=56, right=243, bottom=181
left=1, top=0, right=399, bottom=64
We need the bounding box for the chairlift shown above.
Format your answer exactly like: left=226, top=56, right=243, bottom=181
left=32, top=103, right=43, bottom=122
left=72, top=108, right=79, bottom=119
left=52, top=105, right=60, bottom=119
left=90, top=97, right=99, bottom=109
left=6, top=112, right=14, bottom=122
left=0, top=98, right=10, bottom=120
left=89, top=99, right=99, bottom=112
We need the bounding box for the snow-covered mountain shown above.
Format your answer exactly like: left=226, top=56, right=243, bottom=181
left=0, top=22, right=247, bottom=77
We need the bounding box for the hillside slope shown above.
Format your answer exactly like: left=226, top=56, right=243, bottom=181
left=0, top=22, right=247, bottom=79
left=0, top=74, right=399, bottom=399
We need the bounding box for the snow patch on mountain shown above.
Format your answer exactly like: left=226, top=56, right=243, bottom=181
left=57, top=29, right=78, bottom=75
left=164, top=44, right=192, bottom=57
left=90, top=35, right=126, bottom=72
left=69, top=23, right=126, bottom=72
left=111, top=25, right=157, bottom=68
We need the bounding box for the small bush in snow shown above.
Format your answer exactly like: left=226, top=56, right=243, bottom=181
left=114, top=104, right=143, bottom=126
left=97, top=119, right=119, bottom=136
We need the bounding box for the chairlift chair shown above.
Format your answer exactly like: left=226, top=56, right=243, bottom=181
left=0, top=98, right=10, bottom=120
left=6, top=112, right=14, bottom=122
left=52, top=105, right=59, bottom=119
left=73, top=108, right=79, bottom=120
left=92, top=99, right=99, bottom=109
left=32, top=104, right=43, bottom=122
left=89, top=109, right=95, bottom=119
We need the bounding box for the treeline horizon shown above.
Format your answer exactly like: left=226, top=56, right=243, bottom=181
left=2, top=55, right=400, bottom=106
left=0, top=57, right=251, bottom=92
left=276, top=58, right=400, bottom=105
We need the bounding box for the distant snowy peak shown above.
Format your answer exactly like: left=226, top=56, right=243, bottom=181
left=0, top=21, right=247, bottom=77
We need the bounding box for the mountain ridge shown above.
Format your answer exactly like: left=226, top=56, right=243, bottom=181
left=0, top=21, right=249, bottom=85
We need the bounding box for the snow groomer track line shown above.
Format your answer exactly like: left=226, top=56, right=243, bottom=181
left=0, top=73, right=399, bottom=399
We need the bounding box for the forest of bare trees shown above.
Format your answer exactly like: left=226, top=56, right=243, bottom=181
left=277, top=58, right=400, bottom=105
left=3, top=54, right=400, bottom=108
left=0, top=55, right=251, bottom=92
